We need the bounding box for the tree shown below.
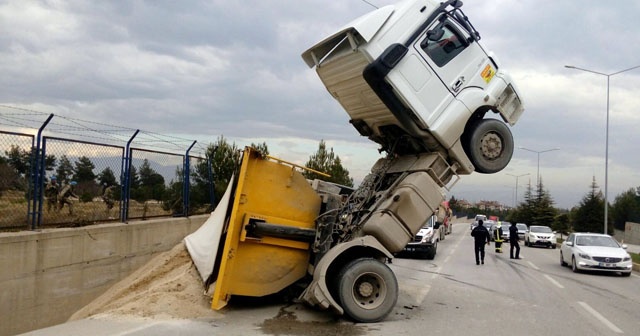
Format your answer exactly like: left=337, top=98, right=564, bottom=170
left=611, top=187, right=640, bottom=231
left=73, top=156, right=96, bottom=183
left=56, top=155, right=74, bottom=183
left=250, top=142, right=269, bottom=155
left=302, top=140, right=354, bottom=187
left=530, top=178, right=557, bottom=226
left=572, top=176, right=607, bottom=234
left=97, top=167, right=118, bottom=187
left=133, top=159, right=165, bottom=202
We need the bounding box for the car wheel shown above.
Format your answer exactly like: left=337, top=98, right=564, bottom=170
left=621, top=272, right=631, bottom=277
left=426, top=242, right=437, bottom=260
left=463, top=119, right=514, bottom=174
left=571, top=256, right=580, bottom=273
left=551, top=244, right=556, bottom=249
left=525, top=238, right=529, bottom=247
left=560, top=251, right=567, bottom=267
left=336, top=258, right=398, bottom=323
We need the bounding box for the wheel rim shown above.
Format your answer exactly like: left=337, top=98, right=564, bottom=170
left=351, top=272, right=387, bottom=310
left=572, top=257, right=577, bottom=271
left=479, top=131, right=503, bottom=160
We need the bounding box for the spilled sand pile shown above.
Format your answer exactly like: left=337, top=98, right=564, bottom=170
left=70, top=241, right=221, bottom=321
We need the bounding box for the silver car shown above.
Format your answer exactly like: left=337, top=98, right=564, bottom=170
left=560, top=233, right=632, bottom=277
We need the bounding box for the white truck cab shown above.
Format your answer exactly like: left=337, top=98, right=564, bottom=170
left=302, top=0, right=524, bottom=174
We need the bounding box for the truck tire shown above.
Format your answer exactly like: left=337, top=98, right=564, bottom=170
left=464, top=119, right=514, bottom=174
left=336, top=258, right=398, bottom=323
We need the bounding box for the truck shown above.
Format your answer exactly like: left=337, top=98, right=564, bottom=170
left=185, top=0, right=524, bottom=324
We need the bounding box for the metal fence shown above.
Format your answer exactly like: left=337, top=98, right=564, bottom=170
left=0, top=106, right=215, bottom=230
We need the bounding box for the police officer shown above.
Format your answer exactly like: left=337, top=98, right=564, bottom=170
left=509, top=222, right=521, bottom=259
left=471, top=219, right=491, bottom=265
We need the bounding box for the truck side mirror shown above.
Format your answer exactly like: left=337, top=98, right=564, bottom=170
left=426, top=28, right=444, bottom=42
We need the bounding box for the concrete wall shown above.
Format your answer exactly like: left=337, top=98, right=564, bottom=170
left=623, top=222, right=640, bottom=245
left=0, top=215, right=208, bottom=336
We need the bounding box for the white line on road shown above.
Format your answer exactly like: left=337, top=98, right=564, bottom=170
left=578, top=301, right=623, bottom=334
left=527, top=261, right=539, bottom=270
left=543, top=274, right=564, bottom=289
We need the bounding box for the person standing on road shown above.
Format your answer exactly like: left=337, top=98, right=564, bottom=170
left=471, top=219, right=491, bottom=265
left=494, top=222, right=503, bottom=253
left=509, top=222, right=521, bottom=259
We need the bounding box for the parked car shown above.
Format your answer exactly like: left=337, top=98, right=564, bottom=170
left=525, top=225, right=556, bottom=248
left=402, top=215, right=440, bottom=259
left=560, top=233, right=632, bottom=277
left=500, top=222, right=512, bottom=241
left=515, top=223, right=528, bottom=240
left=470, top=214, right=487, bottom=230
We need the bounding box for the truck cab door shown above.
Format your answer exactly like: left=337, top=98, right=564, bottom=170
left=413, top=18, right=494, bottom=123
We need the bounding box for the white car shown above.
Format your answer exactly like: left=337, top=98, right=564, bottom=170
left=525, top=225, right=556, bottom=248
left=560, top=233, right=632, bottom=277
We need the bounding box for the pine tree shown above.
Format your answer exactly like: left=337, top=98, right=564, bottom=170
left=302, top=140, right=353, bottom=187
left=572, top=176, right=605, bottom=233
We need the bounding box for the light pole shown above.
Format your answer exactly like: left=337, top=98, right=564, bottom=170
left=565, top=64, right=640, bottom=235
left=519, top=147, right=560, bottom=185
left=506, top=173, right=530, bottom=207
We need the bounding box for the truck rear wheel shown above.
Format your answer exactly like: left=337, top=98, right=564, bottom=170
left=464, top=119, right=513, bottom=174
left=336, top=258, right=398, bottom=323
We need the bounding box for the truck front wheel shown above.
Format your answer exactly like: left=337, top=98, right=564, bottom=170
left=336, top=258, right=398, bottom=323
left=464, top=119, right=514, bottom=174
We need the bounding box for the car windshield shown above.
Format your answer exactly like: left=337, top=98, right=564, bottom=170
left=530, top=226, right=553, bottom=233
left=516, top=224, right=527, bottom=230
left=575, top=235, right=619, bottom=248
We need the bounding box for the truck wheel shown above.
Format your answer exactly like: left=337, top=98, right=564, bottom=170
left=464, top=119, right=514, bottom=174
left=336, top=258, right=398, bottom=323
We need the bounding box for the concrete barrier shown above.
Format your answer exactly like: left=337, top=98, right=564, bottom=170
left=0, top=215, right=208, bottom=336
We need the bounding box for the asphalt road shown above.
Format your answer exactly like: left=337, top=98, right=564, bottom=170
left=21, top=222, right=640, bottom=336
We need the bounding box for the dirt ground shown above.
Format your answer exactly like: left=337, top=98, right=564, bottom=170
left=69, top=241, right=221, bottom=321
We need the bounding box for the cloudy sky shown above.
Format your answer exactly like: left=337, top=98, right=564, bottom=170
left=1, top=0, right=639, bottom=209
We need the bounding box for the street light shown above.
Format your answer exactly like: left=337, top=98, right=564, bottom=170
left=518, top=147, right=560, bottom=185
left=565, top=64, right=640, bottom=235
left=506, top=173, right=530, bottom=207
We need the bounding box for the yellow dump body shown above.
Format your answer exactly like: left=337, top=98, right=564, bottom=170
left=211, top=147, right=322, bottom=310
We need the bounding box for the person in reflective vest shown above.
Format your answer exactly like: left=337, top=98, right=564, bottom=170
left=494, top=222, right=504, bottom=253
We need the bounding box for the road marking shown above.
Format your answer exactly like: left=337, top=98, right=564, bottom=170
left=527, top=261, right=539, bottom=270
left=543, top=274, right=564, bottom=289
left=578, top=301, right=623, bottom=334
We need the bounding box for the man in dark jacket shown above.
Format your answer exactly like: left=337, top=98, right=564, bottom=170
left=509, top=223, right=521, bottom=259
left=471, top=219, right=491, bottom=265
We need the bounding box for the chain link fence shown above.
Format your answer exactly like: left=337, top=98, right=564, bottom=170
left=0, top=105, right=214, bottom=230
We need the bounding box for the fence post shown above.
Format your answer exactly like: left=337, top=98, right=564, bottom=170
left=121, top=130, right=139, bottom=223
left=207, top=154, right=216, bottom=210
left=30, top=114, right=54, bottom=230
left=183, top=141, right=196, bottom=217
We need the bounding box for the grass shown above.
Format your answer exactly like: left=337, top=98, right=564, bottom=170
left=631, top=252, right=640, bottom=264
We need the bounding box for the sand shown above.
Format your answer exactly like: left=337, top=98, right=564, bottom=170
left=69, top=241, right=221, bottom=321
